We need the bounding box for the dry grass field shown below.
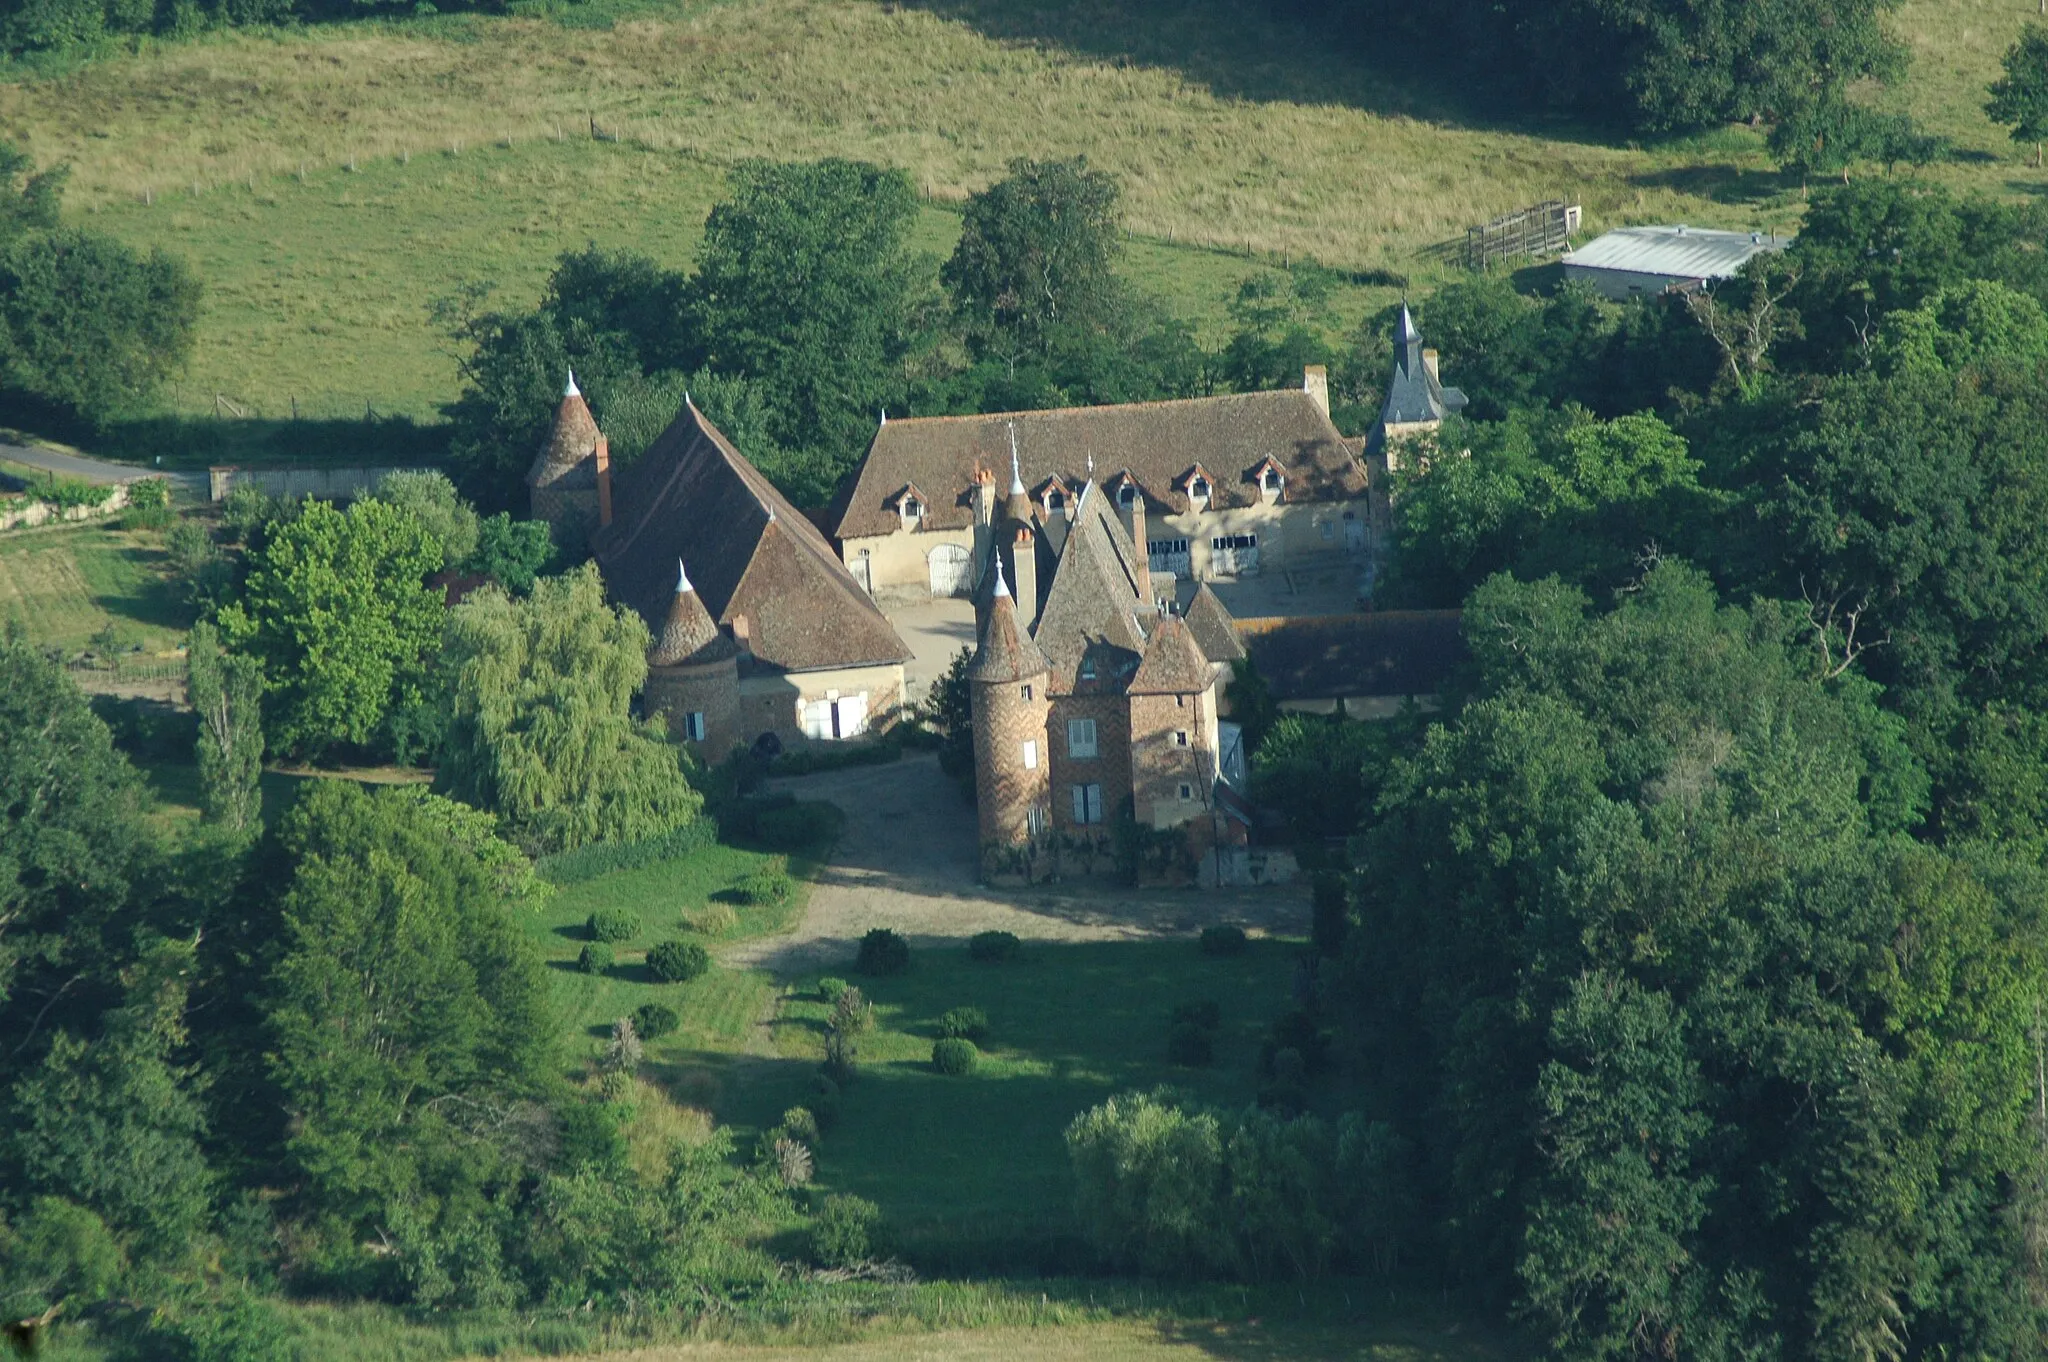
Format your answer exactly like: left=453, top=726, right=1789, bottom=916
left=1, top=0, right=2033, bottom=432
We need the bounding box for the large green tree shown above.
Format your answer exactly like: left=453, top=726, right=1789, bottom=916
left=217, top=497, right=443, bottom=757
left=943, top=156, right=1124, bottom=367
left=1989, top=25, right=2048, bottom=167
left=438, top=564, right=702, bottom=855
left=185, top=621, right=265, bottom=835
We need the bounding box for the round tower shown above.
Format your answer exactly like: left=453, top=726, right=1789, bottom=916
left=969, top=560, right=1051, bottom=859
left=644, top=558, right=741, bottom=757
left=526, top=370, right=613, bottom=550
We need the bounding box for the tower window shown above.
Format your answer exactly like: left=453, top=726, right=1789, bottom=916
left=1067, top=718, right=1098, bottom=758
left=1071, top=783, right=1105, bottom=825
left=1027, top=805, right=1048, bottom=836
left=1178, top=782, right=1194, bottom=800
left=685, top=711, right=707, bottom=741
left=1021, top=683, right=1033, bottom=701
left=1021, top=739, right=1038, bottom=770
left=1175, top=695, right=1186, bottom=708
left=1175, top=730, right=1189, bottom=747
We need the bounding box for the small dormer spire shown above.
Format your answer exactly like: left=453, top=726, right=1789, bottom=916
left=675, top=558, right=693, bottom=595
left=1008, top=424, right=1025, bottom=496
left=993, top=555, right=1011, bottom=599
left=565, top=368, right=581, bottom=398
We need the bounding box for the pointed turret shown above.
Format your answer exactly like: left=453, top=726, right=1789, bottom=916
left=648, top=558, right=736, bottom=667
left=527, top=369, right=614, bottom=547
left=969, top=559, right=1049, bottom=684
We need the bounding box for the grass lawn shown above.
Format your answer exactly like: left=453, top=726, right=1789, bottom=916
left=732, top=937, right=1308, bottom=1270
left=0, top=519, right=187, bottom=652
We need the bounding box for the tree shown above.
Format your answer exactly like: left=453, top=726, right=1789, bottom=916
left=0, top=633, right=142, bottom=1008
left=438, top=564, right=702, bottom=855
left=370, top=470, right=478, bottom=572
left=0, top=228, right=199, bottom=430
left=0, top=142, right=61, bottom=246
left=185, top=621, right=264, bottom=834
left=687, top=158, right=930, bottom=501
left=264, top=781, right=556, bottom=1227
left=943, top=157, right=1124, bottom=367
left=1989, top=26, right=2048, bottom=168
left=216, top=497, right=443, bottom=757
left=468, top=513, right=556, bottom=594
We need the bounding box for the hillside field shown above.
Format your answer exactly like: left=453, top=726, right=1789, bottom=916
left=4, top=0, right=2033, bottom=440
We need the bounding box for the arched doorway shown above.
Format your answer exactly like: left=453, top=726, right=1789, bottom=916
left=928, top=543, right=972, bottom=596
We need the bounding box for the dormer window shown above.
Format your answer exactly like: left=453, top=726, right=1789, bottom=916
left=903, top=497, right=923, bottom=519
left=1117, top=481, right=1137, bottom=508
left=894, top=483, right=927, bottom=529
left=1190, top=477, right=1209, bottom=499
left=1047, top=489, right=1066, bottom=513
left=1254, top=459, right=1285, bottom=505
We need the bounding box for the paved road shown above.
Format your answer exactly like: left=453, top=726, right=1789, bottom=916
left=0, top=440, right=207, bottom=496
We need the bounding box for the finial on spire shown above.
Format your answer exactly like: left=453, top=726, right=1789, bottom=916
left=993, top=555, right=1011, bottom=599
left=1398, top=300, right=1419, bottom=345
left=879, top=408, right=888, bottom=425
left=565, top=369, right=581, bottom=398
left=1008, top=424, right=1025, bottom=496
left=675, top=558, right=693, bottom=594
left=1086, top=453, right=1095, bottom=478
left=684, top=390, right=695, bottom=409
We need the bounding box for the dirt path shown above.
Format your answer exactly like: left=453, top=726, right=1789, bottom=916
left=722, top=753, right=1307, bottom=976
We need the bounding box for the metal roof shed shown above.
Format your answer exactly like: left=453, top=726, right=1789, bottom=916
left=1562, top=225, right=1789, bottom=302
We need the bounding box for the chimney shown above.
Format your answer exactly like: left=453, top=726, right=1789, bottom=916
left=594, top=432, right=613, bottom=528
left=1303, top=364, right=1330, bottom=417
left=1122, top=487, right=1152, bottom=603
left=972, top=467, right=995, bottom=527
left=1010, top=526, right=1039, bottom=631
left=730, top=613, right=751, bottom=655
left=1422, top=349, right=1441, bottom=384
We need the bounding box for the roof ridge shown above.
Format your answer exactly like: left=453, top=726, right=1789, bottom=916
left=875, top=388, right=1312, bottom=430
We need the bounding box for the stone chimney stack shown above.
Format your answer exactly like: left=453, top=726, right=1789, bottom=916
left=595, top=430, right=613, bottom=528
left=730, top=613, right=751, bottom=655
left=972, top=466, right=996, bottom=585
left=1303, top=364, right=1330, bottom=417
left=1422, top=350, right=1441, bottom=384
left=1010, top=525, right=1039, bottom=631
left=1122, top=488, right=1152, bottom=602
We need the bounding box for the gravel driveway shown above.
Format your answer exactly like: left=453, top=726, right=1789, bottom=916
left=723, top=752, right=1309, bottom=975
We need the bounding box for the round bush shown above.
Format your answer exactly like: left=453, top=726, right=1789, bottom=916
left=931, top=1037, right=979, bottom=1075
left=967, top=929, right=1022, bottom=963
left=576, top=942, right=614, bottom=975
left=1172, top=999, right=1222, bottom=1032
left=646, top=939, right=711, bottom=983
left=587, top=907, right=640, bottom=943
left=937, top=1006, right=988, bottom=1042
left=780, top=1105, right=821, bottom=1145
left=809, top=1194, right=880, bottom=1268
left=1199, top=924, right=1249, bottom=957
left=631, top=1002, right=680, bottom=1041
left=737, top=869, right=794, bottom=906
left=1167, top=1021, right=1215, bottom=1067
left=856, top=928, right=910, bottom=976
left=817, top=976, right=851, bottom=1004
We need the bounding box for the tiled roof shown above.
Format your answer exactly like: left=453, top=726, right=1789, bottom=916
left=1241, top=611, right=1467, bottom=700
left=528, top=389, right=603, bottom=490
left=829, top=387, right=1367, bottom=541
left=648, top=570, right=737, bottom=668
left=1030, top=481, right=1151, bottom=688
left=1181, top=583, right=1245, bottom=664
left=968, top=571, right=1048, bottom=683
left=595, top=402, right=910, bottom=674
left=1129, top=614, right=1212, bottom=694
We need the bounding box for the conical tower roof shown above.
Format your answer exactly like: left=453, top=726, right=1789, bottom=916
left=968, top=560, right=1048, bottom=683
left=1129, top=613, right=1212, bottom=694
left=527, top=371, right=603, bottom=490
left=647, top=559, right=738, bottom=667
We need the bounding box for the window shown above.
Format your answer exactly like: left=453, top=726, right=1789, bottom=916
left=1175, top=695, right=1186, bottom=708
left=1262, top=467, right=1282, bottom=491
left=1067, top=717, right=1098, bottom=758
left=1118, top=483, right=1136, bottom=507
left=1149, top=538, right=1189, bottom=556
left=1079, top=658, right=1097, bottom=682
left=1174, top=730, right=1189, bottom=747
left=684, top=711, right=707, bottom=741
left=1021, top=740, right=1038, bottom=771
left=1071, top=783, right=1104, bottom=825
left=1027, top=804, right=1048, bottom=836
left=1190, top=477, right=1210, bottom=500
left=1047, top=490, right=1066, bottom=513
left=1021, top=683, right=1033, bottom=701
left=903, top=498, right=923, bottom=520
left=1178, top=782, right=1194, bottom=800
left=1320, top=520, right=1336, bottom=541
left=1210, top=533, right=1259, bottom=551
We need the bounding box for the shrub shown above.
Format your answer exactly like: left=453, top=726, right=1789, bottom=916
left=823, top=986, right=871, bottom=1082
left=735, top=868, right=794, bottom=906
left=687, top=901, right=739, bottom=936
left=1172, top=999, right=1222, bottom=1031
left=856, top=928, right=910, bottom=976
left=1199, top=924, right=1248, bottom=956
left=809, top=1194, right=881, bottom=1268
left=817, top=976, right=851, bottom=1004
left=631, top=1002, right=680, bottom=1041
left=587, top=906, right=639, bottom=942
left=937, top=1006, right=988, bottom=1041
left=646, top=939, right=711, bottom=983
left=534, top=818, right=720, bottom=885
left=780, top=1105, right=821, bottom=1145
left=1066, top=1089, right=1234, bottom=1277
left=576, top=942, right=613, bottom=975
left=773, top=1136, right=814, bottom=1187
left=932, top=1037, right=979, bottom=1075
left=120, top=477, right=173, bottom=530
left=1260, top=1008, right=1331, bottom=1075
left=1167, top=1022, right=1215, bottom=1067
left=968, top=929, right=1022, bottom=962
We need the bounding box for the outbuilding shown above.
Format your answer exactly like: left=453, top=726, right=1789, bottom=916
left=1562, top=225, right=1789, bottom=302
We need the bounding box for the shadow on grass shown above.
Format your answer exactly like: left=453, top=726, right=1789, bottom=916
left=96, top=413, right=451, bottom=472
left=1627, top=163, right=1794, bottom=205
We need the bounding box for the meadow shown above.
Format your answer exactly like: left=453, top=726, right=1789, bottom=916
left=0, top=516, right=186, bottom=650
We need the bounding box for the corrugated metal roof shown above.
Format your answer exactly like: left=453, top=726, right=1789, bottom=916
left=1563, top=225, right=1789, bottom=281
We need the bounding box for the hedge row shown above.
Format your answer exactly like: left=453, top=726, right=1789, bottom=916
left=536, top=818, right=720, bottom=885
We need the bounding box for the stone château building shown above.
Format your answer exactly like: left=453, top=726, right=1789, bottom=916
left=527, top=377, right=911, bottom=757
